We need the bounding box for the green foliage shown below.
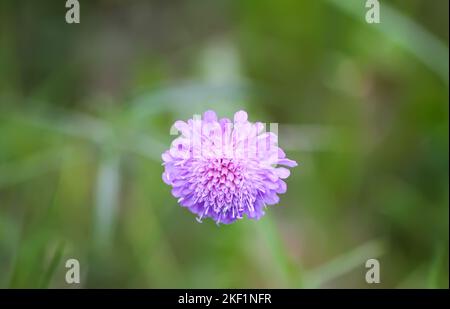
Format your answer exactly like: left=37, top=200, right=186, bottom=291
left=0, top=0, right=448, bottom=288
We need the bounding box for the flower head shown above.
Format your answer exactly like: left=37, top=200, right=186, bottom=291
left=162, top=110, right=297, bottom=224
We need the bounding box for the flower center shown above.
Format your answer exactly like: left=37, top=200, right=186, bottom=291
left=193, top=158, right=249, bottom=220
left=204, top=158, right=243, bottom=192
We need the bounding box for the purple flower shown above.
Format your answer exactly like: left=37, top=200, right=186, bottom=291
left=162, top=110, right=297, bottom=224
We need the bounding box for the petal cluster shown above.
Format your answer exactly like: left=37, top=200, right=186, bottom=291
left=162, top=110, right=297, bottom=224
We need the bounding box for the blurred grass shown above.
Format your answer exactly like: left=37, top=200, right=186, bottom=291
left=0, top=0, right=448, bottom=288
left=303, top=239, right=384, bottom=288
left=38, top=242, right=65, bottom=288
left=328, top=0, right=449, bottom=84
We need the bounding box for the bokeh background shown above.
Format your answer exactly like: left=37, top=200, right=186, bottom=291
left=0, top=0, right=448, bottom=288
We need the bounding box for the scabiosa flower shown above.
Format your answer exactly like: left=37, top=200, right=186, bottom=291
left=162, top=110, right=297, bottom=224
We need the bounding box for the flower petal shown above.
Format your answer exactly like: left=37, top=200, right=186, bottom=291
left=275, top=167, right=290, bottom=179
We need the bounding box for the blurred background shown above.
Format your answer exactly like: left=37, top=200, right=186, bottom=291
left=0, top=0, right=448, bottom=288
